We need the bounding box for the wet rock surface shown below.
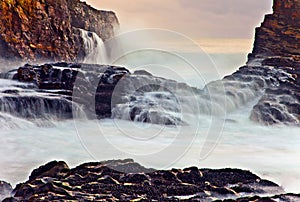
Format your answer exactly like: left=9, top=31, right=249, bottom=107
left=217, top=0, right=300, bottom=125
left=111, top=73, right=198, bottom=125
left=212, top=193, right=300, bottom=202
left=1, top=0, right=300, bottom=126
left=244, top=0, right=300, bottom=125
left=0, top=181, right=12, bottom=201
left=0, top=63, right=197, bottom=124
left=216, top=55, right=300, bottom=125
left=3, top=159, right=292, bottom=201
left=249, top=58, right=300, bottom=125
left=0, top=0, right=118, bottom=63
left=0, top=63, right=129, bottom=120
left=1, top=56, right=300, bottom=126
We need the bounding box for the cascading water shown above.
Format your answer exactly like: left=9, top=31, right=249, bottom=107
left=78, top=28, right=108, bottom=64
left=109, top=56, right=297, bottom=127
left=0, top=28, right=299, bottom=197
left=0, top=25, right=118, bottom=124
left=0, top=77, right=82, bottom=125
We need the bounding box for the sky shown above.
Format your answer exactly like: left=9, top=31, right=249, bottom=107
left=84, top=0, right=273, bottom=39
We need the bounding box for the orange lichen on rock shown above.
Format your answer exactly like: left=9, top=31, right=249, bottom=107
left=30, top=43, right=55, bottom=51
left=0, top=0, right=76, bottom=61
left=0, top=0, right=119, bottom=62
left=0, top=0, right=39, bottom=59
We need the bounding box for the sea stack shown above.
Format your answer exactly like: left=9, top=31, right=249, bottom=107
left=248, top=0, right=300, bottom=125
left=250, top=0, right=300, bottom=60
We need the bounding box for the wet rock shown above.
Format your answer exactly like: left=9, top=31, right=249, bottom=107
left=0, top=181, right=12, bottom=200
left=0, top=63, right=129, bottom=120
left=1, top=62, right=199, bottom=125
left=133, top=70, right=153, bottom=76
left=8, top=160, right=286, bottom=201
left=249, top=58, right=300, bottom=125
left=217, top=193, right=300, bottom=202
left=225, top=0, right=300, bottom=125
left=29, top=161, right=70, bottom=181
left=111, top=74, right=194, bottom=125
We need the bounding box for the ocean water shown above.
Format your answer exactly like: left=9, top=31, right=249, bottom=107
left=1, top=98, right=300, bottom=193
left=0, top=34, right=299, bottom=196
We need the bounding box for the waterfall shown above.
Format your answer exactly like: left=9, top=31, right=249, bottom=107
left=0, top=79, right=83, bottom=123
left=78, top=29, right=108, bottom=64
left=0, top=95, right=73, bottom=119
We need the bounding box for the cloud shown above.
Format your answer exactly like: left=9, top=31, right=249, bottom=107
left=84, top=0, right=272, bottom=38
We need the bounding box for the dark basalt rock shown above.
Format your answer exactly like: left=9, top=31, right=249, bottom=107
left=4, top=159, right=287, bottom=201
left=249, top=57, right=300, bottom=125
left=1, top=62, right=195, bottom=125
left=216, top=193, right=300, bottom=202
left=2, top=57, right=300, bottom=125
left=0, top=63, right=130, bottom=120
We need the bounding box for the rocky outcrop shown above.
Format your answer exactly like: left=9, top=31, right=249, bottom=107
left=1, top=63, right=194, bottom=125
left=67, top=0, right=119, bottom=41
left=2, top=0, right=300, bottom=127
left=249, top=57, right=300, bottom=124
left=0, top=0, right=118, bottom=63
left=1, top=58, right=299, bottom=125
left=0, top=0, right=76, bottom=61
left=249, top=0, right=300, bottom=60
left=3, top=159, right=288, bottom=201
left=243, top=0, right=300, bottom=125
left=0, top=63, right=129, bottom=120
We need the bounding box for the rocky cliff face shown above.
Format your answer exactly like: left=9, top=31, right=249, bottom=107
left=67, top=0, right=119, bottom=41
left=1, top=0, right=300, bottom=127
left=245, top=0, right=300, bottom=125
left=249, top=0, right=300, bottom=60
left=0, top=0, right=118, bottom=63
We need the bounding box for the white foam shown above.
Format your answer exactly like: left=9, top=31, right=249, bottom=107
left=78, top=29, right=108, bottom=64
left=0, top=53, right=299, bottom=195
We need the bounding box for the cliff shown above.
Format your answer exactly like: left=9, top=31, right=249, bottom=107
left=0, top=0, right=118, bottom=63
left=67, top=0, right=119, bottom=41
left=249, top=0, right=300, bottom=60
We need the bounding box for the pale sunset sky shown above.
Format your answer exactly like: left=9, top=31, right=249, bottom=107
left=83, top=0, right=273, bottom=53
left=84, top=0, right=272, bottom=38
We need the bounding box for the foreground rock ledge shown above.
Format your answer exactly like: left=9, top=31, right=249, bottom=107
left=2, top=159, right=299, bottom=201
